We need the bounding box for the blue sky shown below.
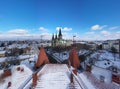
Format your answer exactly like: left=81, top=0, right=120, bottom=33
left=0, top=0, right=120, bottom=40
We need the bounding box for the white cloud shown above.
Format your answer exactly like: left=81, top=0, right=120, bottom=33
left=8, top=29, right=28, bottom=34
left=109, top=26, right=119, bottom=30
left=39, top=27, right=48, bottom=32
left=56, top=27, right=72, bottom=31
left=101, top=30, right=110, bottom=36
left=116, top=31, right=120, bottom=34
left=62, top=27, right=72, bottom=31
left=85, top=31, right=95, bottom=34
left=91, top=24, right=107, bottom=30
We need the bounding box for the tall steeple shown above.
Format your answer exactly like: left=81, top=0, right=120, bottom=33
left=52, top=34, right=54, bottom=40
left=58, top=28, right=62, bottom=39
left=51, top=34, right=54, bottom=47
left=55, top=33, right=57, bottom=40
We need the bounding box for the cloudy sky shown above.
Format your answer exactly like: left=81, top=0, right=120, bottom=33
left=0, top=0, right=120, bottom=40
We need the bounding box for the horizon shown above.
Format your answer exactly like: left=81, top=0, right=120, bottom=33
left=0, top=0, right=120, bottom=41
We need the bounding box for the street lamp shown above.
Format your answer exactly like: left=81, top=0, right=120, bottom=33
left=40, top=35, right=44, bottom=43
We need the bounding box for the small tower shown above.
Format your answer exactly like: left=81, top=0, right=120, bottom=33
left=35, top=45, right=49, bottom=68
left=55, top=33, right=58, bottom=46
left=68, top=47, right=80, bottom=69
left=51, top=34, right=54, bottom=47
left=55, top=33, right=57, bottom=40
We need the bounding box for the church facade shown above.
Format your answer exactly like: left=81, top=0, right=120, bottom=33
left=51, top=29, right=66, bottom=47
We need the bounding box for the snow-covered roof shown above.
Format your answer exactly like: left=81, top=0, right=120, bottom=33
left=0, top=65, right=32, bottom=89
left=0, top=47, right=5, bottom=51
left=79, top=50, right=89, bottom=55
left=82, top=71, right=120, bottom=89
left=18, top=54, right=31, bottom=60
left=94, top=60, right=113, bottom=69
left=7, top=44, right=29, bottom=49
left=90, top=50, right=117, bottom=61
left=0, top=57, right=6, bottom=62
left=0, top=51, right=6, bottom=54
left=90, top=50, right=120, bottom=70
left=53, top=51, right=69, bottom=62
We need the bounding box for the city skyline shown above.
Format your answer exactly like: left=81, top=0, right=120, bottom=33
left=0, top=0, right=120, bottom=40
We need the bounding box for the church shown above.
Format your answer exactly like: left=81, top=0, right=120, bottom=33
left=51, top=28, right=66, bottom=47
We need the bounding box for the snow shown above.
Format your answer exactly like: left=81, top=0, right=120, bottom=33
left=0, top=51, right=6, bottom=54
left=0, top=47, right=5, bottom=51
left=21, top=60, right=35, bottom=71
left=0, top=70, right=3, bottom=75
left=0, top=57, right=6, bottom=62
left=91, top=65, right=112, bottom=83
left=79, top=50, right=89, bottom=56
left=7, top=44, right=29, bottom=49
left=90, top=50, right=119, bottom=61
left=78, top=73, right=96, bottom=89
left=89, top=50, right=120, bottom=70
left=18, top=55, right=30, bottom=59
left=83, top=71, right=120, bottom=89
left=30, top=64, right=81, bottom=89
left=94, top=60, right=113, bottom=69
left=53, top=52, right=69, bottom=62
left=0, top=65, right=33, bottom=89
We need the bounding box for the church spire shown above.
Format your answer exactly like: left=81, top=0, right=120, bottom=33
left=58, top=28, right=62, bottom=38
left=52, top=34, right=54, bottom=40
left=55, top=33, right=57, bottom=39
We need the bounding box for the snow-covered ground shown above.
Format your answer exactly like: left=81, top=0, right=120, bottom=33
left=0, top=65, right=33, bottom=89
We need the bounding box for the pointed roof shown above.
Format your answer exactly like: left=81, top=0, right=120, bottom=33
left=55, top=33, right=57, bottom=39
left=35, top=46, right=49, bottom=68
left=52, top=34, right=54, bottom=40
left=68, top=47, right=80, bottom=69
left=58, top=28, right=62, bottom=37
